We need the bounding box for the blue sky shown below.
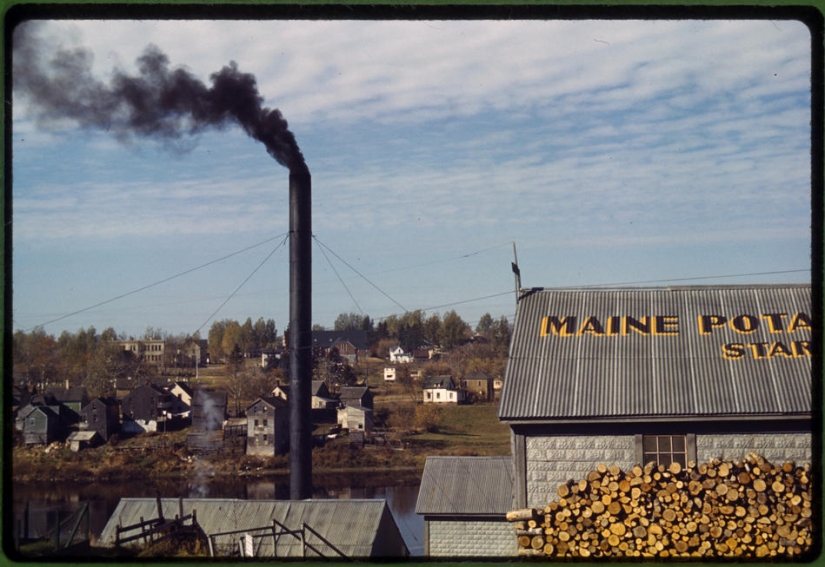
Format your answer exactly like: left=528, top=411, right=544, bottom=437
left=11, top=17, right=813, bottom=339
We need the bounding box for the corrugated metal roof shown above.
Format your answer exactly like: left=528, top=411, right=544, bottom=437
left=415, top=456, right=513, bottom=515
left=98, top=498, right=408, bottom=558
left=498, top=285, right=813, bottom=421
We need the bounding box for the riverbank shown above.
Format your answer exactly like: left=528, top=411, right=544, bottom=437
left=12, top=404, right=510, bottom=483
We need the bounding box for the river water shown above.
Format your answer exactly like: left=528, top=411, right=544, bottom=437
left=11, top=474, right=425, bottom=556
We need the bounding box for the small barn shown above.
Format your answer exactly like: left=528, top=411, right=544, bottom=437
left=97, top=498, right=409, bottom=558
left=499, top=285, right=813, bottom=509
left=416, top=456, right=515, bottom=557
left=246, top=397, right=289, bottom=456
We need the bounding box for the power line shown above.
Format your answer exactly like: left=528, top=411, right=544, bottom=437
left=577, top=269, right=809, bottom=288
left=313, top=235, right=408, bottom=313
left=25, top=234, right=288, bottom=332
left=315, top=238, right=364, bottom=316
left=420, top=291, right=515, bottom=313
left=195, top=234, right=288, bottom=335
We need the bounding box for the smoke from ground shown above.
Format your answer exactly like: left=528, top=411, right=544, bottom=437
left=13, top=21, right=308, bottom=175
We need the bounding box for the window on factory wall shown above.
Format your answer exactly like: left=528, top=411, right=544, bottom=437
left=640, top=435, right=692, bottom=467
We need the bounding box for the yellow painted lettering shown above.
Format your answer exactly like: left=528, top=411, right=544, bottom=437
left=789, top=313, right=813, bottom=333
left=748, top=342, right=770, bottom=359
left=722, top=343, right=746, bottom=359
left=760, top=313, right=788, bottom=333
left=768, top=342, right=794, bottom=358
left=793, top=340, right=813, bottom=357
left=578, top=316, right=605, bottom=336
left=731, top=315, right=759, bottom=334
left=653, top=315, right=680, bottom=335
left=699, top=315, right=726, bottom=334
left=623, top=316, right=651, bottom=336
left=542, top=316, right=577, bottom=337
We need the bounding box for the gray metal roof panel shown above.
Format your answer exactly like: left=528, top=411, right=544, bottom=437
left=98, top=498, right=407, bottom=557
left=415, top=456, right=513, bottom=515
left=498, top=285, right=813, bottom=421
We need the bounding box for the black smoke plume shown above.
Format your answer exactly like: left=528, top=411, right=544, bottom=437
left=13, top=22, right=308, bottom=175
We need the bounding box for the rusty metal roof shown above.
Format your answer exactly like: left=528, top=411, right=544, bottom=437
left=498, top=285, right=813, bottom=422
left=98, top=498, right=408, bottom=558
left=415, top=456, right=513, bottom=515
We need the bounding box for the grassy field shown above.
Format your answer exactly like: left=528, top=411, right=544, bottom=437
left=404, top=404, right=511, bottom=457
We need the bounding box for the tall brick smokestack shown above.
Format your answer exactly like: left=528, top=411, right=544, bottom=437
left=14, top=22, right=314, bottom=498
left=289, top=170, right=312, bottom=500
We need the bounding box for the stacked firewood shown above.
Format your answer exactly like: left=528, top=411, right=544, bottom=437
left=508, top=453, right=812, bottom=559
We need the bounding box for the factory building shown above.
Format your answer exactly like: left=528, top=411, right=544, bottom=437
left=498, top=284, right=814, bottom=509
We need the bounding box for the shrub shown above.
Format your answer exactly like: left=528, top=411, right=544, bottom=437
left=413, top=405, right=442, bottom=433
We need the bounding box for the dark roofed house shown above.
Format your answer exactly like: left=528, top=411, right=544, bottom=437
left=120, top=383, right=173, bottom=433
left=339, top=386, right=373, bottom=410
left=20, top=405, right=63, bottom=445
left=81, top=396, right=120, bottom=441
left=416, top=456, right=515, bottom=557
left=499, top=285, right=813, bottom=510
left=45, top=386, right=89, bottom=424
left=312, top=330, right=370, bottom=364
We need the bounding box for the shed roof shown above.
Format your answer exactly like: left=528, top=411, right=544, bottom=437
left=415, top=456, right=513, bottom=516
left=498, top=285, right=813, bottom=422
left=98, top=498, right=408, bottom=558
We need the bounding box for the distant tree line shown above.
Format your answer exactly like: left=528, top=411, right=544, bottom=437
left=12, top=325, right=205, bottom=397
left=323, top=310, right=511, bottom=356
left=206, top=317, right=278, bottom=362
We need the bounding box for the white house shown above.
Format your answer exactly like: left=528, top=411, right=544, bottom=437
left=389, top=346, right=414, bottom=364
left=383, top=367, right=396, bottom=381
left=423, top=376, right=466, bottom=404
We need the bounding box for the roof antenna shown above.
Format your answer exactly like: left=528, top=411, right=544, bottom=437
left=511, top=241, right=522, bottom=304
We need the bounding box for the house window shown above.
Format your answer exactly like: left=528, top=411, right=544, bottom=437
left=254, top=419, right=259, bottom=427
left=436, top=392, right=441, bottom=400
left=642, top=435, right=689, bottom=467
left=263, top=435, right=268, bottom=442
left=263, top=419, right=268, bottom=427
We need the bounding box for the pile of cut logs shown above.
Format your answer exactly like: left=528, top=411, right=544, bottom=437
left=508, top=453, right=812, bottom=559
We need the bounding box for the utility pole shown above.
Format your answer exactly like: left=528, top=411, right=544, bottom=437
left=511, top=241, right=522, bottom=305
